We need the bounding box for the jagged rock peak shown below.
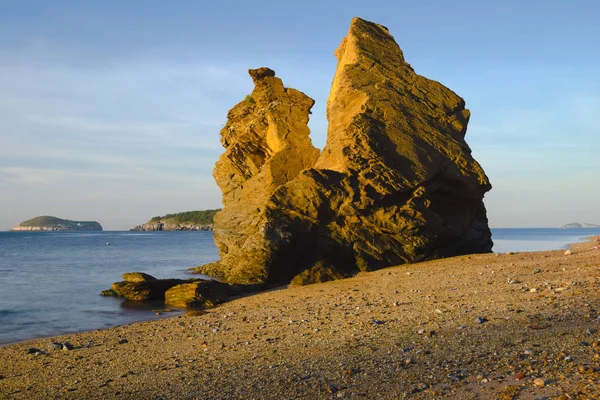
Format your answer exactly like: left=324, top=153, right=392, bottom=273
left=214, top=67, right=319, bottom=205
left=319, top=17, right=485, bottom=194
left=248, top=67, right=276, bottom=82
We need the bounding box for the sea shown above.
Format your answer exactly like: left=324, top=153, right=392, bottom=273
left=1, top=228, right=599, bottom=345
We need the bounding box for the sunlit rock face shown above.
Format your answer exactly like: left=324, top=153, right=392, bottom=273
left=200, top=67, right=320, bottom=285
left=200, top=18, right=492, bottom=286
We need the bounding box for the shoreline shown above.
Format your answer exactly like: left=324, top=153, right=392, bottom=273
left=569, top=234, right=600, bottom=251
left=1, top=230, right=596, bottom=346
left=1, top=239, right=599, bottom=398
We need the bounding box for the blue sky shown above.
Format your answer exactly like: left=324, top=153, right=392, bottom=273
left=0, top=0, right=598, bottom=230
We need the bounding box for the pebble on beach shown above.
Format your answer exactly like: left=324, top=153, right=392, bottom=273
left=49, top=341, right=63, bottom=350
left=534, top=378, right=546, bottom=386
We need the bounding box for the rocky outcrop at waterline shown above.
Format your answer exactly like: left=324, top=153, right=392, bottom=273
left=110, top=273, right=193, bottom=302
left=195, top=18, right=493, bottom=286
left=104, top=272, right=228, bottom=309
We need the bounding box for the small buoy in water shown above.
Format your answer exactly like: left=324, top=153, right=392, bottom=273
left=106, top=242, right=110, bottom=246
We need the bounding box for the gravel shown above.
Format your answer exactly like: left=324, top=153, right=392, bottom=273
left=1, top=242, right=599, bottom=399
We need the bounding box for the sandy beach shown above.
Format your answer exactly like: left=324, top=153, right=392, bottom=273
left=1, top=239, right=599, bottom=399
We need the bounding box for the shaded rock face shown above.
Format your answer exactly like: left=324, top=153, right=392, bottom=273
left=202, top=18, right=492, bottom=286
left=208, top=67, right=320, bottom=284
left=289, top=261, right=347, bottom=286
left=111, top=273, right=199, bottom=301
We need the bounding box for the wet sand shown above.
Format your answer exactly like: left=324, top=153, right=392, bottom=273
left=1, top=240, right=599, bottom=399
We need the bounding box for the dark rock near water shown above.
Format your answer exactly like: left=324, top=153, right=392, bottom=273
left=165, top=280, right=229, bottom=308
left=112, top=279, right=192, bottom=301
left=111, top=272, right=200, bottom=301
left=197, top=17, right=492, bottom=286
left=109, top=272, right=230, bottom=304
left=100, top=289, right=119, bottom=297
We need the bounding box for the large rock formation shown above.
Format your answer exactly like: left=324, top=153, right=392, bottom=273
left=200, top=67, right=320, bottom=284
left=198, top=18, right=492, bottom=286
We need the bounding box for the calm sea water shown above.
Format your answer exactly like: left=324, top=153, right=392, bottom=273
left=491, top=227, right=600, bottom=253
left=1, top=228, right=598, bottom=345
left=0, top=231, right=218, bottom=345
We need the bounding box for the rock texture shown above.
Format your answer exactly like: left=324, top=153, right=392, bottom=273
left=164, top=280, right=228, bottom=309
left=202, top=67, right=320, bottom=284
left=199, top=18, right=492, bottom=286
left=111, top=273, right=200, bottom=301
left=122, top=272, right=157, bottom=282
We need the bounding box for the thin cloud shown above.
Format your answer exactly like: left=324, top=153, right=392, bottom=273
left=0, top=164, right=205, bottom=188
left=0, top=167, right=67, bottom=185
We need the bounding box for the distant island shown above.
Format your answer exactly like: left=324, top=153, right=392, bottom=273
left=561, top=222, right=600, bottom=229
left=130, top=209, right=220, bottom=231
left=10, top=216, right=103, bottom=231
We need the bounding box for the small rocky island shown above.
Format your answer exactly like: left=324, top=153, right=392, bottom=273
left=130, top=210, right=219, bottom=231
left=10, top=216, right=102, bottom=231
left=561, top=222, right=600, bottom=229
